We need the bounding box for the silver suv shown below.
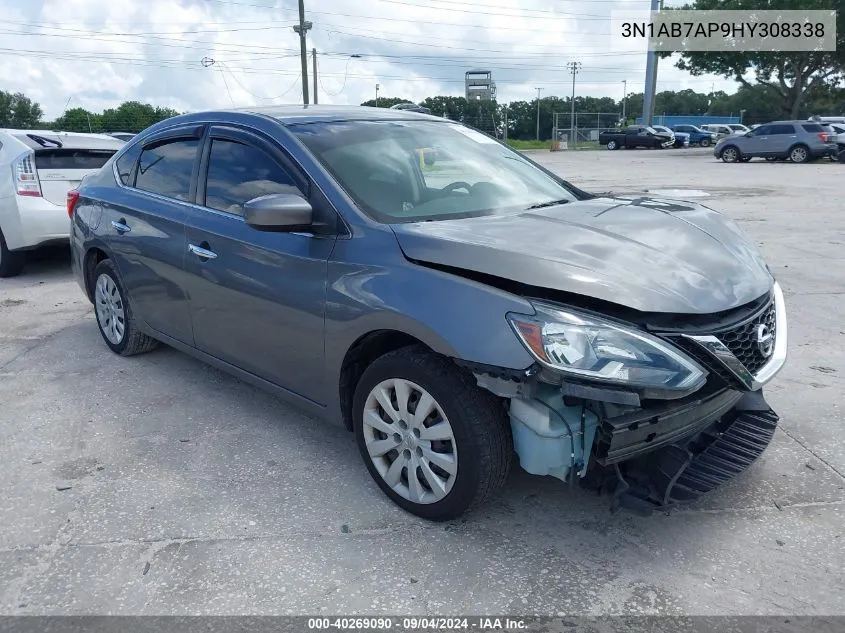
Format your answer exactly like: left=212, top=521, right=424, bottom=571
left=714, top=120, right=836, bottom=163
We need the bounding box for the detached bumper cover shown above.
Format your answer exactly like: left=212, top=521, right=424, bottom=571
left=613, top=390, right=778, bottom=512
left=595, top=387, right=743, bottom=465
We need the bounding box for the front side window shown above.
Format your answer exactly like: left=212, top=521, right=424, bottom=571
left=203, top=139, right=300, bottom=216
left=135, top=138, right=200, bottom=201
left=752, top=125, right=772, bottom=136
left=291, top=120, right=577, bottom=224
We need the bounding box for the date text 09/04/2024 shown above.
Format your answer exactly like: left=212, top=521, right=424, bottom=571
left=621, top=21, right=826, bottom=39
left=307, top=617, right=528, bottom=630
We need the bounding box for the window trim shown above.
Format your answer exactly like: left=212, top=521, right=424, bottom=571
left=197, top=125, right=308, bottom=217
left=112, top=124, right=206, bottom=203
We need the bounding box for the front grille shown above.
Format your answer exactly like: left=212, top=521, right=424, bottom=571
left=718, top=301, right=776, bottom=374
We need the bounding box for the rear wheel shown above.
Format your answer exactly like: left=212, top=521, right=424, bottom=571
left=92, top=259, right=159, bottom=356
left=699, top=137, right=711, bottom=148
left=606, top=140, right=618, bottom=150
left=789, top=144, right=810, bottom=164
left=0, top=229, right=26, bottom=278
left=837, top=146, right=845, bottom=163
left=352, top=346, right=512, bottom=521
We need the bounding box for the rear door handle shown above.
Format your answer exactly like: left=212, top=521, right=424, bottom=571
left=111, top=220, right=131, bottom=233
left=188, top=243, right=218, bottom=260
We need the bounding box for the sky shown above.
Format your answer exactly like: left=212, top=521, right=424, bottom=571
left=0, top=0, right=741, bottom=120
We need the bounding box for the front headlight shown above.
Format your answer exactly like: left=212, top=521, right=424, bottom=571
left=507, top=303, right=707, bottom=393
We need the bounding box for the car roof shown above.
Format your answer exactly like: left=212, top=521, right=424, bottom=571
left=0, top=129, right=126, bottom=150
left=236, top=104, right=442, bottom=124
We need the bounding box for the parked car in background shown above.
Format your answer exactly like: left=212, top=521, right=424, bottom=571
left=831, top=128, right=845, bottom=163
left=671, top=124, right=717, bottom=147
left=652, top=125, right=689, bottom=148
left=69, top=105, right=787, bottom=520
left=0, top=129, right=124, bottom=277
left=106, top=132, right=135, bottom=142
left=390, top=103, right=432, bottom=115
left=713, top=120, right=835, bottom=163
left=599, top=125, right=673, bottom=150
left=727, top=123, right=751, bottom=135
left=701, top=124, right=744, bottom=140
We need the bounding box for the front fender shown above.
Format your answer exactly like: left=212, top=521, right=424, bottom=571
left=323, top=233, right=537, bottom=416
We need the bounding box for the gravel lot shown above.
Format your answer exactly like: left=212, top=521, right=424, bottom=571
left=1, top=147, right=843, bottom=616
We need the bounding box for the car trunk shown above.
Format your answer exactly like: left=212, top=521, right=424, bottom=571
left=32, top=149, right=117, bottom=206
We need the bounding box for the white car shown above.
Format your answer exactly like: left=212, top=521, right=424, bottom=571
left=0, top=129, right=123, bottom=277
left=701, top=123, right=748, bottom=139
left=652, top=125, right=690, bottom=147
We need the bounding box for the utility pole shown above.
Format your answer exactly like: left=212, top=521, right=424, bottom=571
left=375, top=83, right=380, bottom=107
left=535, top=87, right=543, bottom=141
left=622, top=79, right=627, bottom=125
left=292, top=0, right=311, bottom=105
left=642, top=0, right=661, bottom=125
left=504, top=105, right=508, bottom=141
left=312, top=48, right=318, bottom=104
left=567, top=61, right=581, bottom=142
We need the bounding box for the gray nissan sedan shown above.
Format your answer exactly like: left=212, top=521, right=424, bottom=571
left=70, top=105, right=787, bottom=520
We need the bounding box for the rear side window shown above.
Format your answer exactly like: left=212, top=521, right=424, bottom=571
left=33, top=149, right=116, bottom=170
left=802, top=123, right=824, bottom=133
left=135, top=138, right=200, bottom=201
left=203, top=138, right=300, bottom=216
left=770, top=124, right=795, bottom=134
left=115, top=143, right=142, bottom=186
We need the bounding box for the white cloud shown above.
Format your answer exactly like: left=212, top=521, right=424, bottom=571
left=0, top=0, right=739, bottom=120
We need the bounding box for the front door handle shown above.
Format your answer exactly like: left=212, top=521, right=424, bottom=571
left=188, top=243, right=218, bottom=260
left=111, top=220, right=131, bottom=233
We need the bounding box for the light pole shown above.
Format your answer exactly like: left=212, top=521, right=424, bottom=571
left=642, top=0, right=661, bottom=125
left=535, top=87, right=543, bottom=141
left=567, top=61, right=581, bottom=141
left=740, top=109, right=747, bottom=124
left=375, top=83, right=380, bottom=107
left=622, top=79, right=627, bottom=125
left=292, top=0, right=312, bottom=105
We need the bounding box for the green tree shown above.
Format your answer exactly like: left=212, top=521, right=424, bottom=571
left=54, top=107, right=100, bottom=132
left=360, top=96, right=409, bottom=108
left=0, top=91, right=44, bottom=128
left=99, top=101, right=180, bottom=133
left=665, top=0, right=845, bottom=119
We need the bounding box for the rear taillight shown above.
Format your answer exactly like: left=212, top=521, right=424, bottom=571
left=67, top=190, right=80, bottom=218
left=13, top=152, right=41, bottom=197
left=819, top=132, right=829, bottom=142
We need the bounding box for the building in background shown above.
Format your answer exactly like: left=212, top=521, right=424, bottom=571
left=465, top=70, right=496, bottom=101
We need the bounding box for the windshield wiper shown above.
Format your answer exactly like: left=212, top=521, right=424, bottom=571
left=524, top=198, right=570, bottom=210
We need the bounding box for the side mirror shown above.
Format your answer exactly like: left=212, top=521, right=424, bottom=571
left=244, top=193, right=313, bottom=232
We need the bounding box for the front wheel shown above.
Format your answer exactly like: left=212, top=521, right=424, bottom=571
left=606, top=140, right=618, bottom=150
left=352, top=347, right=512, bottom=521
left=838, top=146, right=845, bottom=163
left=0, top=229, right=26, bottom=278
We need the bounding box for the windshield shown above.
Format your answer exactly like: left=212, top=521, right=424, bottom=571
left=645, top=126, right=658, bottom=134
left=291, top=120, right=577, bottom=223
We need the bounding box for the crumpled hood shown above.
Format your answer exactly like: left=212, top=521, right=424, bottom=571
left=391, top=196, right=773, bottom=314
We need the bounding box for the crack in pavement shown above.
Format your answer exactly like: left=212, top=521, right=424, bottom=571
left=778, top=427, right=845, bottom=482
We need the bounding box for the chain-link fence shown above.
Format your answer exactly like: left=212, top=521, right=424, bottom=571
left=552, top=112, right=622, bottom=150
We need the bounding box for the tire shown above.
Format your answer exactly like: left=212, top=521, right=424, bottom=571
left=720, top=146, right=740, bottom=163
left=0, top=228, right=26, bottom=278
left=838, top=147, right=845, bottom=164
left=606, top=140, right=618, bottom=150
left=91, top=259, right=158, bottom=356
left=789, top=144, right=810, bottom=164
left=352, top=346, right=512, bottom=521
left=699, top=137, right=711, bottom=148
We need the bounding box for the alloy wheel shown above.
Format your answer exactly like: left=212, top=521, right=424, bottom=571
left=95, top=273, right=126, bottom=345
left=790, top=146, right=808, bottom=163
left=721, top=147, right=738, bottom=163
left=362, top=378, right=457, bottom=504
